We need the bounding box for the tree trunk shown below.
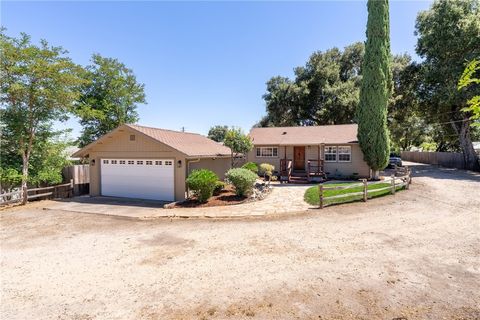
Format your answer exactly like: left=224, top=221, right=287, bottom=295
left=455, top=119, right=480, bottom=172
left=372, top=170, right=380, bottom=180
left=21, top=154, right=29, bottom=205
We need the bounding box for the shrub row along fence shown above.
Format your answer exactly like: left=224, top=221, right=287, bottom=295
left=401, top=151, right=466, bottom=170
left=0, top=180, right=74, bottom=206
left=317, top=168, right=412, bottom=209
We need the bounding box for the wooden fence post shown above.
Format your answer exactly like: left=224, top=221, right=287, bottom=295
left=319, top=184, right=324, bottom=209
left=69, top=179, right=74, bottom=198
left=391, top=175, right=395, bottom=194
left=362, top=179, right=367, bottom=202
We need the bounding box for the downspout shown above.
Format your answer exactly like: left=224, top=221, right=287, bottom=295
left=185, top=158, right=201, bottom=198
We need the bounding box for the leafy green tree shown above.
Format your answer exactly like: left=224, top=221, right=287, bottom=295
left=260, top=43, right=364, bottom=127
left=207, top=125, right=229, bottom=142
left=388, top=55, right=431, bottom=151
left=262, top=76, right=308, bottom=126
left=76, top=54, right=146, bottom=147
left=415, top=0, right=480, bottom=170
left=0, top=167, right=22, bottom=192
left=223, top=128, right=253, bottom=167
left=0, top=30, right=85, bottom=203
left=1, top=126, right=73, bottom=189
left=357, top=0, right=392, bottom=179
left=458, top=59, right=480, bottom=126
left=28, top=135, right=72, bottom=186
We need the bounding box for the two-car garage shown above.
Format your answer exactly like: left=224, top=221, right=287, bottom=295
left=100, top=158, right=175, bottom=201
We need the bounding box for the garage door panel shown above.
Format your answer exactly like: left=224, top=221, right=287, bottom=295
left=101, top=159, right=175, bottom=201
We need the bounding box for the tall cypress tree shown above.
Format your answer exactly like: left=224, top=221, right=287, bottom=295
left=357, top=0, right=392, bottom=179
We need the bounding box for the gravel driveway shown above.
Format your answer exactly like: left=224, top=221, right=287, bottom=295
left=1, top=163, right=479, bottom=319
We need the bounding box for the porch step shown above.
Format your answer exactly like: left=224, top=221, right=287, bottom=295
left=292, top=171, right=308, bottom=177
left=289, top=176, right=309, bottom=184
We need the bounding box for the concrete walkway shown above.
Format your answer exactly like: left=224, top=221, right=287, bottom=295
left=43, top=184, right=315, bottom=219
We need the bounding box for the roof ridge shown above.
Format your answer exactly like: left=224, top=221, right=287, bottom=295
left=126, top=123, right=204, bottom=136
left=251, top=123, right=357, bottom=130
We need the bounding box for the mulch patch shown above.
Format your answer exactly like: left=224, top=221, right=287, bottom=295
left=170, top=185, right=248, bottom=208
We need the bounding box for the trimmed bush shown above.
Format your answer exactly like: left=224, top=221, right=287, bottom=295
left=225, top=168, right=257, bottom=197
left=242, top=162, right=259, bottom=174
left=186, top=169, right=218, bottom=202
left=259, top=163, right=275, bottom=179
left=213, top=180, right=226, bottom=195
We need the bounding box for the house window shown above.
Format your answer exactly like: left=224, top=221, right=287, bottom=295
left=103, top=160, right=109, bottom=164
left=130, top=134, right=136, bottom=141
left=146, top=160, right=153, bottom=165
left=324, top=146, right=337, bottom=162
left=119, top=160, right=126, bottom=164
left=128, top=160, right=134, bottom=165
left=137, top=160, right=143, bottom=165
left=155, top=160, right=162, bottom=165
left=111, top=160, right=117, bottom=164
left=165, top=161, right=173, bottom=166
left=256, top=147, right=278, bottom=157
left=338, top=146, right=351, bottom=162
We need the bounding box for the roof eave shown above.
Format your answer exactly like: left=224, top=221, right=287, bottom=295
left=186, top=154, right=232, bottom=159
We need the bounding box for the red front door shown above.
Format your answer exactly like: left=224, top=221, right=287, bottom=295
left=294, top=146, right=305, bottom=170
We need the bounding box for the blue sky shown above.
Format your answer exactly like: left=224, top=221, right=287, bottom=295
left=2, top=1, right=432, bottom=138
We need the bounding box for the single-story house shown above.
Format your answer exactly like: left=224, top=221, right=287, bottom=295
left=73, top=124, right=232, bottom=202
left=247, top=124, right=371, bottom=181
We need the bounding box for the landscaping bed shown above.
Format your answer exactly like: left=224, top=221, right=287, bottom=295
left=167, top=185, right=248, bottom=208
left=304, top=181, right=406, bottom=206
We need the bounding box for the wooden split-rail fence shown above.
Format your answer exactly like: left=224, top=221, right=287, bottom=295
left=0, top=179, right=74, bottom=206
left=318, top=167, right=412, bottom=209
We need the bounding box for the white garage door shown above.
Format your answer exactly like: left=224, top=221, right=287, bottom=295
left=101, top=159, right=175, bottom=201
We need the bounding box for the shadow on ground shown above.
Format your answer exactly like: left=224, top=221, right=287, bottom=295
left=406, top=163, right=480, bottom=182
left=53, top=195, right=169, bottom=208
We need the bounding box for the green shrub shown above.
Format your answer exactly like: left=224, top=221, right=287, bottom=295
left=242, top=162, right=259, bottom=174
left=0, top=167, right=22, bottom=191
left=225, top=168, right=257, bottom=196
left=259, top=163, right=275, bottom=178
left=213, top=180, right=226, bottom=195
left=186, top=169, right=218, bottom=202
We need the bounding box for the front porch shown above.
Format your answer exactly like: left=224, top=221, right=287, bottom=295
left=279, top=145, right=326, bottom=183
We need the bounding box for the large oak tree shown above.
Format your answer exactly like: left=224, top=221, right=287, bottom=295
left=415, top=0, right=480, bottom=170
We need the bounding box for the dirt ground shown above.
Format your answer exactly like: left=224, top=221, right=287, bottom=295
left=1, top=163, right=479, bottom=320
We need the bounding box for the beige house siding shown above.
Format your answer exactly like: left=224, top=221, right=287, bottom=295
left=188, top=157, right=231, bottom=180
left=246, top=145, right=282, bottom=170
left=247, top=143, right=370, bottom=178
left=323, top=144, right=370, bottom=178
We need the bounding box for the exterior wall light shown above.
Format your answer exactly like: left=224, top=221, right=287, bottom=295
left=177, top=160, right=182, bottom=168
left=91, top=159, right=95, bottom=166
